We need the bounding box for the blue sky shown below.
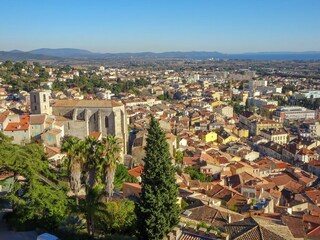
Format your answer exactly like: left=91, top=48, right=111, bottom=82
left=0, top=0, right=319, bottom=53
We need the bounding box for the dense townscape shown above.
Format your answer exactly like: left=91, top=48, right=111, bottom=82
left=0, top=58, right=320, bottom=240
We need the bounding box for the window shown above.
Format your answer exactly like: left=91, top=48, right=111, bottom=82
left=34, top=105, right=37, bottom=111
left=43, top=94, right=46, bottom=102
left=33, top=95, right=37, bottom=103
left=249, top=193, right=255, bottom=198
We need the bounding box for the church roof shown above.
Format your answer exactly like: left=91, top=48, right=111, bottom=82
left=52, top=99, right=123, bottom=108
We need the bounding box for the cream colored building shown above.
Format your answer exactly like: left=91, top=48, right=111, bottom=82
left=260, top=128, right=288, bottom=145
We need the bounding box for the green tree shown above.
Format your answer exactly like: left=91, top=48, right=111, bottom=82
left=0, top=137, right=68, bottom=230
left=62, top=136, right=86, bottom=204
left=101, top=135, right=121, bottom=198
left=114, top=163, right=138, bottom=191
left=77, top=186, right=106, bottom=238
left=97, top=199, right=137, bottom=235
left=175, top=150, right=184, bottom=164
left=184, top=168, right=211, bottom=182
left=83, top=137, right=105, bottom=189
left=136, top=116, right=180, bottom=240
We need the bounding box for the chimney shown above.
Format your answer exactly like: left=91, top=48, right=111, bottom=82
left=228, top=214, right=232, bottom=223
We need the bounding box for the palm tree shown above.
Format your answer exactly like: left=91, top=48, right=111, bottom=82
left=77, top=185, right=106, bottom=238
left=62, top=136, right=86, bottom=205
left=101, top=135, right=121, bottom=198
left=83, top=137, right=105, bottom=189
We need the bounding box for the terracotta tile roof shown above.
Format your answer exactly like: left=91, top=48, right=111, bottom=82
left=0, top=110, right=9, bottom=123
left=265, top=173, right=293, bottom=187
left=225, top=217, right=291, bottom=240
left=275, top=162, right=290, bottom=169
left=298, top=147, right=315, bottom=156
left=305, top=190, right=320, bottom=205
left=281, top=215, right=305, bottom=238
left=30, top=114, right=46, bottom=125
left=179, top=232, right=215, bottom=240
left=52, top=99, right=123, bottom=108
left=303, top=214, right=320, bottom=225
left=128, top=166, right=144, bottom=178
left=183, top=157, right=200, bottom=166
left=0, top=171, right=14, bottom=180
left=45, top=146, right=62, bottom=158
left=307, top=225, right=320, bottom=239
left=308, top=160, right=320, bottom=167
left=200, top=152, right=214, bottom=163
left=4, top=114, right=29, bottom=131
left=227, top=194, right=248, bottom=207
left=215, top=156, right=229, bottom=164
left=184, top=203, right=244, bottom=228
left=88, top=131, right=102, bottom=139
left=284, top=180, right=304, bottom=193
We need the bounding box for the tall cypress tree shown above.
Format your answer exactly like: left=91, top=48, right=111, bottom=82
left=137, top=116, right=180, bottom=240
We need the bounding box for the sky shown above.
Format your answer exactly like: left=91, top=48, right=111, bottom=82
left=0, top=0, right=320, bottom=53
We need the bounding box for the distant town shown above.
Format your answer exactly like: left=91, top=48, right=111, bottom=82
left=1, top=57, right=320, bottom=240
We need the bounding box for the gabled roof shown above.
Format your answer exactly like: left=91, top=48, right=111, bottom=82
left=225, top=217, right=291, bottom=240
left=184, top=202, right=244, bottom=228
left=281, top=215, right=305, bottom=238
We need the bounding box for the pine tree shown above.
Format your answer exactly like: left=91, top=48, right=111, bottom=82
left=137, top=116, right=180, bottom=240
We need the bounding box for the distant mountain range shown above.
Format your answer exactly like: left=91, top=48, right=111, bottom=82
left=1, top=48, right=320, bottom=61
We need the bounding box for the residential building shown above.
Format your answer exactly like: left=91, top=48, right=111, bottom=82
left=273, top=106, right=315, bottom=122
left=260, top=128, right=288, bottom=145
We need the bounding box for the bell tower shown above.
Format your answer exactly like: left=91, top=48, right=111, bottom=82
left=30, top=90, right=52, bottom=115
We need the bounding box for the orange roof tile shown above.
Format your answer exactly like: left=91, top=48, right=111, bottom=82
left=4, top=114, right=29, bottom=131
left=0, top=110, right=9, bottom=123
left=89, top=131, right=102, bottom=139
left=128, top=166, right=144, bottom=178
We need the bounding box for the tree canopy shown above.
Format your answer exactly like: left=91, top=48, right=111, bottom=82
left=136, top=116, right=180, bottom=239
left=0, top=133, right=68, bottom=230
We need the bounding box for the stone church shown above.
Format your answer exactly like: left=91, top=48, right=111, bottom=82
left=52, top=99, right=128, bottom=153
left=30, top=90, right=128, bottom=154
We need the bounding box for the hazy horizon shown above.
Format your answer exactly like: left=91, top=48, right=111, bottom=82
left=4, top=48, right=320, bottom=54
left=1, top=0, right=320, bottom=53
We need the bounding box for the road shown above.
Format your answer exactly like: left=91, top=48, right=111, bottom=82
left=0, top=209, right=37, bottom=240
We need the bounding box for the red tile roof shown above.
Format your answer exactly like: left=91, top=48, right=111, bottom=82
left=0, top=110, right=9, bottom=123
left=183, top=157, right=200, bottom=166
left=307, top=225, right=320, bottom=239
left=88, top=131, right=102, bottom=139
left=128, top=166, right=144, bottom=178
left=4, top=114, right=29, bottom=131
